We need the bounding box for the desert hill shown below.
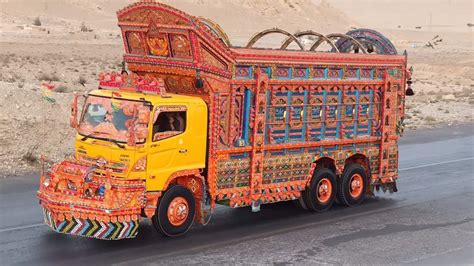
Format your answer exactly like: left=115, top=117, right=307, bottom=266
left=0, top=0, right=357, bottom=45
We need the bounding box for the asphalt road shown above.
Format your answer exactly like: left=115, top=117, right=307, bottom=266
left=1, top=124, right=473, bottom=265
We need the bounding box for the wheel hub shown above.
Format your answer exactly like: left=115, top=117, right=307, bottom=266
left=317, top=178, right=332, bottom=204
left=167, top=196, right=189, bottom=226
left=349, top=174, right=363, bottom=198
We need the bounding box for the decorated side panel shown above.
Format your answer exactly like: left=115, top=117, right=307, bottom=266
left=307, top=88, right=324, bottom=141
left=266, top=88, right=289, bottom=144
left=123, top=25, right=194, bottom=60
left=341, top=86, right=377, bottom=138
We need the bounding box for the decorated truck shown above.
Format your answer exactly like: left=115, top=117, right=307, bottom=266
left=37, top=1, right=414, bottom=240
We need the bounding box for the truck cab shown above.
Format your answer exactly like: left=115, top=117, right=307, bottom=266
left=75, top=86, right=208, bottom=191
left=38, top=74, right=208, bottom=240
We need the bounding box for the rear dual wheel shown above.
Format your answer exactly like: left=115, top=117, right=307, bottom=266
left=303, top=168, right=337, bottom=212
left=337, top=164, right=368, bottom=207
left=152, top=185, right=195, bottom=237
left=297, top=163, right=368, bottom=211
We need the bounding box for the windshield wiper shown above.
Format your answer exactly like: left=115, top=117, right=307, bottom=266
left=107, top=138, right=126, bottom=149
left=81, top=131, right=100, bottom=141
left=81, top=132, right=126, bottom=149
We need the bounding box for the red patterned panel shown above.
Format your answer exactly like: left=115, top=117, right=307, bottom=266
left=345, top=68, right=359, bottom=79
left=217, top=93, right=230, bottom=147
left=377, top=68, right=386, bottom=79
left=276, top=67, right=291, bottom=79
left=293, top=67, right=308, bottom=79
left=361, top=68, right=373, bottom=79
left=126, top=32, right=145, bottom=55
left=328, top=68, right=342, bottom=80
left=170, top=33, right=192, bottom=59
left=235, top=66, right=251, bottom=79
left=313, top=67, right=326, bottom=79
left=202, top=46, right=228, bottom=70
left=119, top=8, right=189, bottom=26
left=229, top=88, right=245, bottom=145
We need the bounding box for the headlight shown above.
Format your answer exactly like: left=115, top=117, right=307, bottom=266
left=84, top=188, right=94, bottom=198
left=132, top=156, right=147, bottom=172
left=67, top=180, right=77, bottom=191
left=43, top=179, right=50, bottom=187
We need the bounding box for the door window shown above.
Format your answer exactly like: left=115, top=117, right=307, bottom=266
left=152, top=107, right=187, bottom=141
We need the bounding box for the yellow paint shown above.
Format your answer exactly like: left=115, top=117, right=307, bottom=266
left=75, top=89, right=208, bottom=192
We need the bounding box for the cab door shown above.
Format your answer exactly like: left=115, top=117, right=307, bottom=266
left=146, top=103, right=207, bottom=191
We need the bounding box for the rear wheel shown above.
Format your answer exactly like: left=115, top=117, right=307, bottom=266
left=152, top=185, right=195, bottom=237
left=337, top=164, right=368, bottom=207
left=304, top=168, right=337, bottom=212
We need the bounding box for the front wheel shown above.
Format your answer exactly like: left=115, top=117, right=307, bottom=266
left=152, top=185, right=195, bottom=237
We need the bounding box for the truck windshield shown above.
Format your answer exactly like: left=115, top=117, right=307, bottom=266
left=78, top=95, right=148, bottom=143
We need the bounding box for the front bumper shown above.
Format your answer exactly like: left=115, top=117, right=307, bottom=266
left=40, top=206, right=140, bottom=240
left=37, top=160, right=146, bottom=240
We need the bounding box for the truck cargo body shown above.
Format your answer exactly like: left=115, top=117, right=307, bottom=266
left=119, top=2, right=406, bottom=208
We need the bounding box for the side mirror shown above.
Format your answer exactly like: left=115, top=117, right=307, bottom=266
left=70, top=92, right=80, bottom=129
left=405, top=67, right=414, bottom=96
left=406, top=80, right=414, bottom=96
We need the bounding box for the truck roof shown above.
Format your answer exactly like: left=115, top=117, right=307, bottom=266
left=230, top=48, right=406, bottom=66
left=89, top=89, right=206, bottom=108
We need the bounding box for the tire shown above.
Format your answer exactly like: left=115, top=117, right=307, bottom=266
left=337, top=164, right=368, bottom=207
left=152, top=185, right=195, bottom=237
left=304, top=168, right=337, bottom=212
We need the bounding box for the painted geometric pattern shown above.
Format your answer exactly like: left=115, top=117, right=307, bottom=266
left=42, top=208, right=139, bottom=241
left=216, top=153, right=312, bottom=191
left=216, top=159, right=250, bottom=189
left=234, top=65, right=401, bottom=81
left=263, top=154, right=313, bottom=184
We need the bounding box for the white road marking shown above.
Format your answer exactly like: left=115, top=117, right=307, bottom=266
left=1, top=157, right=473, bottom=234
left=0, top=223, right=44, bottom=233
left=399, top=157, right=474, bottom=171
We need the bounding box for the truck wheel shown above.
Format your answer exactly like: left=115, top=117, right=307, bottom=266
left=337, top=164, right=368, bottom=207
left=304, top=168, right=337, bottom=212
left=152, top=185, right=195, bottom=237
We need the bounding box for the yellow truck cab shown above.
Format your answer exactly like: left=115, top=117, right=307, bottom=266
left=76, top=88, right=208, bottom=192
left=38, top=74, right=210, bottom=240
